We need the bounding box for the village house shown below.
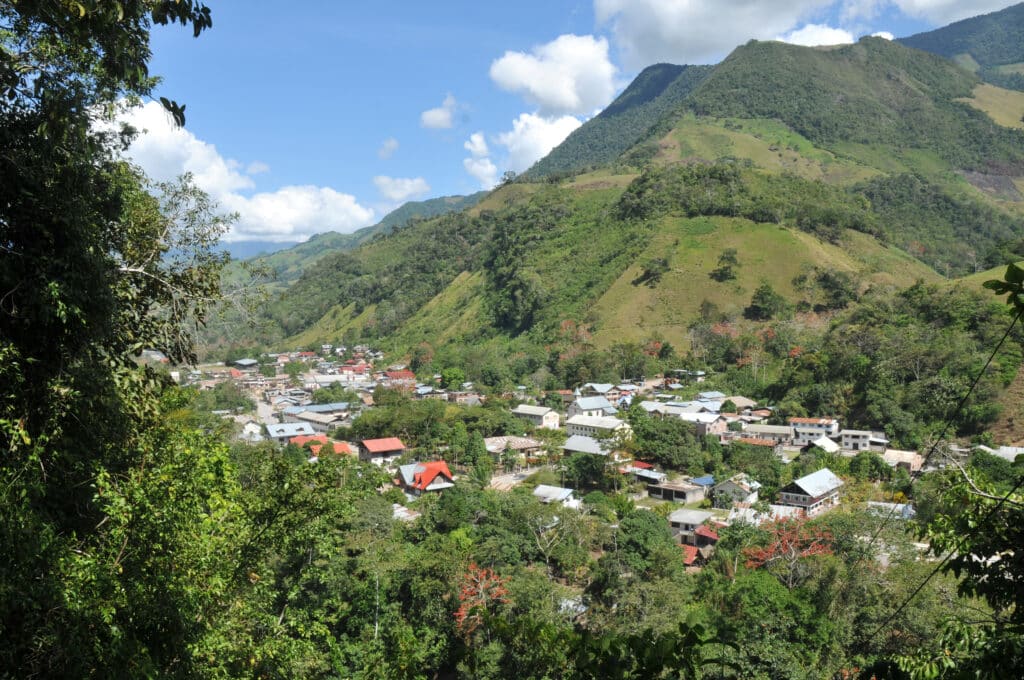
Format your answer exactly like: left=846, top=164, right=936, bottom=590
left=777, top=468, right=844, bottom=516
left=533, top=484, right=581, bottom=509
left=565, top=414, right=631, bottom=439
left=839, top=429, right=890, bottom=452
left=510, top=404, right=561, bottom=429
left=484, top=435, right=544, bottom=464
left=289, top=434, right=354, bottom=458
left=882, top=448, right=923, bottom=472
left=620, top=461, right=667, bottom=486
left=669, top=508, right=714, bottom=545
left=647, top=478, right=706, bottom=504
left=265, top=422, right=316, bottom=445
left=580, top=382, right=618, bottom=400
left=562, top=434, right=616, bottom=458
left=679, top=412, right=728, bottom=437
left=788, top=417, right=841, bottom=447
left=740, top=423, right=794, bottom=445
left=358, top=437, right=407, bottom=466
left=382, top=369, right=416, bottom=390
left=713, top=474, right=762, bottom=508
left=396, top=461, right=455, bottom=496
left=731, top=437, right=784, bottom=458
left=567, top=395, right=617, bottom=418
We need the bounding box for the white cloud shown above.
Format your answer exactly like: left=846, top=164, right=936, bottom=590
left=372, top=175, right=431, bottom=202
left=377, top=137, right=399, bottom=159
left=595, top=0, right=833, bottom=67
left=220, top=187, right=375, bottom=242
left=495, top=113, right=582, bottom=173
left=116, top=101, right=375, bottom=242
left=891, top=1, right=1014, bottom=24
left=489, top=34, right=618, bottom=116
left=464, top=131, right=489, bottom=158
left=420, top=93, right=457, bottom=129
left=779, top=24, right=854, bottom=46
left=871, top=30, right=895, bottom=40
left=463, top=156, right=499, bottom=189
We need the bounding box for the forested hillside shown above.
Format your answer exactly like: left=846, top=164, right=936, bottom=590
left=525, top=63, right=713, bottom=179
left=900, top=2, right=1024, bottom=90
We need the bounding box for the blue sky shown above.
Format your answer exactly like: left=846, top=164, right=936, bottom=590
left=120, top=0, right=1016, bottom=244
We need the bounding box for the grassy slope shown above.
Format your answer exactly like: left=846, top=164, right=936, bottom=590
left=957, top=83, right=1024, bottom=129
left=588, top=217, right=938, bottom=347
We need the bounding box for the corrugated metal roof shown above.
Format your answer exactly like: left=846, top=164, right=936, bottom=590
left=562, top=435, right=607, bottom=455
left=793, top=468, right=843, bottom=497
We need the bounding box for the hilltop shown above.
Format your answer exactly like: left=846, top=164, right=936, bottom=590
left=900, top=2, right=1024, bottom=90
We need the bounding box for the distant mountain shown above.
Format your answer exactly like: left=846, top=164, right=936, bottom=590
left=899, top=2, right=1024, bottom=90
left=525, top=63, right=713, bottom=179
left=216, top=239, right=301, bottom=260
left=219, top=191, right=487, bottom=290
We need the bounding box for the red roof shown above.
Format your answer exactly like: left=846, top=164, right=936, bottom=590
left=409, top=461, right=453, bottom=491
left=229, top=368, right=243, bottom=378
left=631, top=461, right=654, bottom=469
left=385, top=369, right=416, bottom=381
left=290, top=434, right=328, bottom=448
left=695, top=525, right=719, bottom=542
left=736, top=437, right=777, bottom=447
left=362, top=437, right=406, bottom=453
left=298, top=351, right=316, bottom=358
left=291, top=434, right=354, bottom=457
left=681, top=545, right=699, bottom=565
left=311, top=441, right=354, bottom=456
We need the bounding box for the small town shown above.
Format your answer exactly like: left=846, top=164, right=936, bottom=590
left=175, top=343, right=1021, bottom=572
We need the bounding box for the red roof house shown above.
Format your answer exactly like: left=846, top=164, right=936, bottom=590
left=397, top=461, right=454, bottom=495
left=359, top=437, right=407, bottom=464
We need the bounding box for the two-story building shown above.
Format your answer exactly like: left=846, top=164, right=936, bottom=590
left=358, top=437, right=407, bottom=466
left=788, top=417, right=840, bottom=447
left=510, top=404, right=561, bottom=429
left=777, top=468, right=843, bottom=516
left=565, top=414, right=631, bottom=439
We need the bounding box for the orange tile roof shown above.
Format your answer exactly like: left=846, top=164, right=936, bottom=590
left=362, top=437, right=406, bottom=453
left=681, top=545, right=699, bottom=565
left=789, top=417, right=837, bottom=425
left=409, top=461, right=453, bottom=491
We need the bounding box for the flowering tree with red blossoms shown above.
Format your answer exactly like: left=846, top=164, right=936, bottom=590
left=742, top=517, right=834, bottom=589
left=454, top=563, right=509, bottom=640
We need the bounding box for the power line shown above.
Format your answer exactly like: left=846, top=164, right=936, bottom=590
left=864, top=474, right=1024, bottom=643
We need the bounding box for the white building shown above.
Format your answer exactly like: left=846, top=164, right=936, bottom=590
left=511, top=404, right=561, bottom=429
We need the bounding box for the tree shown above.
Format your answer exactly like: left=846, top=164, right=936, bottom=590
left=745, top=281, right=790, bottom=320
left=441, top=367, right=467, bottom=390
left=0, top=3, right=244, bottom=674
left=742, top=517, right=834, bottom=589
left=710, top=248, right=739, bottom=281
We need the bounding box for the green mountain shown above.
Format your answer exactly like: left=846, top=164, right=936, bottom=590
left=900, top=2, right=1024, bottom=90
left=236, top=35, right=1024, bottom=374
left=220, top=191, right=486, bottom=290
left=525, top=63, right=713, bottom=179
